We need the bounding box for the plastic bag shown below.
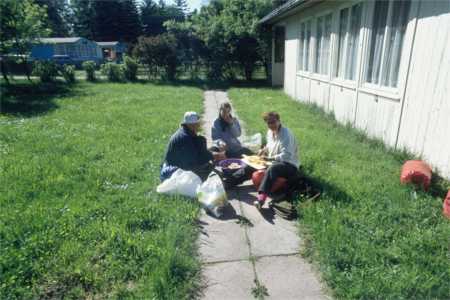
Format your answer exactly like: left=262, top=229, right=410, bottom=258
left=240, top=133, right=262, bottom=153
left=156, top=169, right=202, bottom=198
left=197, top=172, right=228, bottom=218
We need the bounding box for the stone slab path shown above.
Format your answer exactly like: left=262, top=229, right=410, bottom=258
left=199, top=91, right=329, bottom=300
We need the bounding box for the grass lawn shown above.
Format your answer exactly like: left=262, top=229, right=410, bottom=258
left=229, top=87, right=450, bottom=299
left=1, top=81, right=203, bottom=299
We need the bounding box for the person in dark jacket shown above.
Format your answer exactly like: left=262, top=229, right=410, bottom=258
left=211, top=102, right=252, bottom=158
left=160, top=111, right=225, bottom=182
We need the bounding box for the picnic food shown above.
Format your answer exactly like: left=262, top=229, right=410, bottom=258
left=227, top=162, right=241, bottom=169
left=247, top=155, right=267, bottom=165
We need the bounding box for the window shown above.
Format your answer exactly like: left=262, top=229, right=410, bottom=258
left=274, top=27, right=285, bottom=63
left=365, top=0, right=411, bottom=88
left=335, top=3, right=362, bottom=80
left=298, top=20, right=312, bottom=71
left=314, top=13, right=332, bottom=75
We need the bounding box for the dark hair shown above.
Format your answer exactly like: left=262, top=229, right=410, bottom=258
left=262, top=111, right=280, bottom=122
left=219, top=102, right=232, bottom=113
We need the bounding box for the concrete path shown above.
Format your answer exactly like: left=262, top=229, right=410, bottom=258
left=199, top=90, right=329, bottom=300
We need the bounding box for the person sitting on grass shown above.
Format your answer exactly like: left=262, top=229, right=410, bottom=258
left=211, top=102, right=252, bottom=158
left=160, top=111, right=226, bottom=182
left=254, top=111, right=300, bottom=209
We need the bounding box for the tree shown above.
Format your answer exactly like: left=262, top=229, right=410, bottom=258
left=175, top=0, right=189, bottom=16
left=140, top=0, right=183, bottom=36
left=0, top=0, right=50, bottom=82
left=34, top=0, right=72, bottom=37
left=119, top=0, right=142, bottom=43
left=191, top=0, right=272, bottom=80
left=71, top=0, right=95, bottom=39
left=133, top=34, right=179, bottom=80
left=91, top=0, right=141, bottom=42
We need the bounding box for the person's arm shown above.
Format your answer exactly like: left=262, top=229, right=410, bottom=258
left=196, top=135, right=214, bottom=165
left=211, top=119, right=222, bottom=141
left=272, top=130, right=295, bottom=163
left=229, top=118, right=241, bottom=138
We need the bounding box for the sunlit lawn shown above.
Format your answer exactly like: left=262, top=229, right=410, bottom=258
left=229, top=87, right=450, bottom=299
left=1, top=81, right=203, bottom=299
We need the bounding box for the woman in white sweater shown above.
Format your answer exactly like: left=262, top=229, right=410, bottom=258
left=255, top=111, right=300, bottom=209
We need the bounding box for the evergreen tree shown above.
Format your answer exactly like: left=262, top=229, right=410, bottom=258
left=71, top=0, right=94, bottom=39
left=34, top=0, right=71, bottom=36
left=119, top=0, right=142, bottom=42
left=175, top=0, right=189, bottom=15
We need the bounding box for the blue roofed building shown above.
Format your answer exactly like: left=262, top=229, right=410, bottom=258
left=31, top=37, right=103, bottom=66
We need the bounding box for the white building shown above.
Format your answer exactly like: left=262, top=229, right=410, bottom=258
left=261, top=0, right=450, bottom=179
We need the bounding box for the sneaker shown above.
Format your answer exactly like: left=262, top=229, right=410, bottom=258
left=254, top=199, right=264, bottom=210
left=254, top=193, right=267, bottom=210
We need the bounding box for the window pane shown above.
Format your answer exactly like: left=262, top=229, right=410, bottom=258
left=274, top=27, right=285, bottom=63
left=322, top=14, right=332, bottom=75
left=315, top=17, right=323, bottom=73
left=299, top=23, right=305, bottom=71
left=382, top=0, right=411, bottom=87
left=336, top=8, right=349, bottom=78
left=305, top=21, right=311, bottom=71
left=347, top=3, right=362, bottom=80
left=366, top=0, right=389, bottom=84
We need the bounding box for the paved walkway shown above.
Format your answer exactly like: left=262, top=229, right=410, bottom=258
left=199, top=90, right=329, bottom=300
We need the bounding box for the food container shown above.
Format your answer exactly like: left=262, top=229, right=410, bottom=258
left=218, top=159, right=246, bottom=176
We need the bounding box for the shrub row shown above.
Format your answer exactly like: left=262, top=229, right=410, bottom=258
left=31, top=56, right=139, bottom=84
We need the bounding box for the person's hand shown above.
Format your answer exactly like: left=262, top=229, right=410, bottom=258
left=213, top=151, right=226, bottom=161
left=257, top=148, right=267, bottom=156
left=223, top=113, right=233, bottom=124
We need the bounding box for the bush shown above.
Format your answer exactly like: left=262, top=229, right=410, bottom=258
left=133, top=34, right=179, bottom=81
left=60, top=65, right=76, bottom=84
left=82, top=61, right=96, bottom=81
left=123, top=55, right=138, bottom=81
left=100, top=63, right=124, bottom=82
left=32, top=60, right=58, bottom=82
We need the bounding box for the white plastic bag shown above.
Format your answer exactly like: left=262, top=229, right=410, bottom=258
left=197, top=172, right=228, bottom=218
left=156, top=169, right=202, bottom=198
left=240, top=133, right=262, bottom=153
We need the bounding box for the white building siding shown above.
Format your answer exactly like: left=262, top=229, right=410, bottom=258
left=273, top=0, right=450, bottom=179
left=397, top=0, right=450, bottom=178
left=284, top=17, right=299, bottom=98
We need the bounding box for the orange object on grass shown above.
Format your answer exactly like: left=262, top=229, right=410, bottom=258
left=251, top=170, right=288, bottom=193
left=400, top=160, right=432, bottom=190
left=443, top=190, right=450, bottom=219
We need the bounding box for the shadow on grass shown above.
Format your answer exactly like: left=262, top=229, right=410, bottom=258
left=0, top=81, right=82, bottom=117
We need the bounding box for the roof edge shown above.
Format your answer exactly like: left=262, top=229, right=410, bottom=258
left=259, top=0, right=318, bottom=25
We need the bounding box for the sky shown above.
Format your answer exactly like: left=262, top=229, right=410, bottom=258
left=167, top=0, right=210, bottom=12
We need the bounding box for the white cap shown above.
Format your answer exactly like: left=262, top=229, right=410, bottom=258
left=181, top=111, right=200, bottom=125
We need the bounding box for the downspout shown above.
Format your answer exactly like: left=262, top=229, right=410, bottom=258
left=394, top=0, right=421, bottom=149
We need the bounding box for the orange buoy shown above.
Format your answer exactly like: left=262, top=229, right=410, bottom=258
left=443, top=190, right=450, bottom=219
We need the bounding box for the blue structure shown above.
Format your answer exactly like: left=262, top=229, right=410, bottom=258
left=31, top=37, right=102, bottom=66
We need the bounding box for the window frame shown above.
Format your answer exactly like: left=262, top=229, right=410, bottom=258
left=330, top=1, right=364, bottom=88
left=297, top=17, right=314, bottom=76
left=309, top=9, right=334, bottom=81
left=359, top=0, right=415, bottom=98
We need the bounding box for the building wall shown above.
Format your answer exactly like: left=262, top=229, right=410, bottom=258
left=31, top=44, right=54, bottom=59
left=275, top=0, right=450, bottom=178
left=396, top=0, right=450, bottom=178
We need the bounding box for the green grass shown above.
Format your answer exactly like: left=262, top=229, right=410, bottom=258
left=229, top=87, right=450, bottom=299
left=1, top=81, right=204, bottom=299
